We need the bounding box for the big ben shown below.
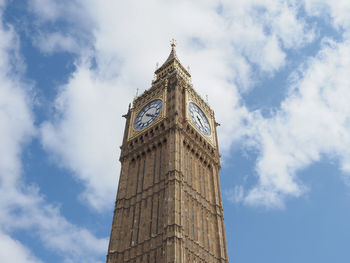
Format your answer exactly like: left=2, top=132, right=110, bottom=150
left=106, top=41, right=228, bottom=263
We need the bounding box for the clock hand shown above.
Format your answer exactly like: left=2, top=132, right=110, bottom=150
left=196, top=116, right=204, bottom=127
left=146, top=113, right=156, bottom=117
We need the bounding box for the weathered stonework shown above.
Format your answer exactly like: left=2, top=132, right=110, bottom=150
left=106, top=43, right=228, bottom=263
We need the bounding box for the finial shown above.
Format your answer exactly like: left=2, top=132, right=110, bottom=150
left=135, top=88, right=139, bottom=97
left=170, top=38, right=177, bottom=49
left=187, top=66, right=191, bottom=73
left=156, top=62, right=159, bottom=69
left=206, top=95, right=209, bottom=103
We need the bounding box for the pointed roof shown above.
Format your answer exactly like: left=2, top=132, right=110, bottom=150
left=154, top=39, right=191, bottom=79
left=164, top=39, right=178, bottom=64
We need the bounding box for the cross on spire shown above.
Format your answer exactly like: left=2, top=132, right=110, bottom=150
left=170, top=38, right=177, bottom=48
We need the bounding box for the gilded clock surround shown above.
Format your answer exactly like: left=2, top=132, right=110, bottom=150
left=127, top=85, right=167, bottom=141
left=185, top=86, right=217, bottom=147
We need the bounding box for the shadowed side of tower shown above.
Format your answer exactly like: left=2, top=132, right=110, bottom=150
left=106, top=42, right=228, bottom=263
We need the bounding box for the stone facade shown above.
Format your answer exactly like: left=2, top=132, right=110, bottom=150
left=106, top=43, right=228, bottom=263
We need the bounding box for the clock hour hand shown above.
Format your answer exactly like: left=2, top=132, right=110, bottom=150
left=196, top=116, right=204, bottom=127
left=146, top=113, right=156, bottom=117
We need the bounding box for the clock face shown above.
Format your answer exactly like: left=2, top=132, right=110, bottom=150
left=188, top=102, right=211, bottom=136
left=134, top=99, right=163, bottom=130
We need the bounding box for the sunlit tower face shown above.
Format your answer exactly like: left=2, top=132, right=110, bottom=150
left=106, top=42, right=228, bottom=263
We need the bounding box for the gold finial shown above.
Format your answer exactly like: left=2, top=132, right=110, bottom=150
left=170, top=38, right=177, bottom=48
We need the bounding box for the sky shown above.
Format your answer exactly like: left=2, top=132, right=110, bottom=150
left=1, top=0, right=350, bottom=262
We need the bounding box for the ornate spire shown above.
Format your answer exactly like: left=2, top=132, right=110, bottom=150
left=154, top=39, right=191, bottom=82
left=164, top=38, right=178, bottom=64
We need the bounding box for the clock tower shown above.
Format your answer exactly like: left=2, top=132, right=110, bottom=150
left=106, top=41, right=228, bottom=263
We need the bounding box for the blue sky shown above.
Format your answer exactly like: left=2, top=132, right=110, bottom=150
left=1, top=0, right=350, bottom=262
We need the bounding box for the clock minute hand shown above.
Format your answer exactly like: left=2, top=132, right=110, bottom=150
left=146, top=113, right=155, bottom=117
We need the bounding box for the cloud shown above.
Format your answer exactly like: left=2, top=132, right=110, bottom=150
left=28, top=0, right=94, bottom=56
left=224, top=185, right=245, bottom=204
left=0, top=186, right=108, bottom=263
left=33, top=32, right=80, bottom=54
left=0, top=0, right=35, bottom=195
left=219, top=0, right=315, bottom=73
left=223, top=1, right=350, bottom=208
left=41, top=64, right=130, bottom=211
left=0, top=232, right=42, bottom=263
left=304, top=0, right=350, bottom=32
left=0, top=5, right=107, bottom=262
left=243, top=38, right=350, bottom=207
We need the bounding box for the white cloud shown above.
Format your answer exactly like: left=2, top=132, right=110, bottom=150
left=219, top=0, right=315, bottom=74
left=28, top=0, right=95, bottom=56
left=29, top=0, right=90, bottom=24
left=224, top=185, right=245, bottom=204
left=272, top=2, right=315, bottom=49
left=0, top=5, right=107, bottom=262
left=304, top=0, right=350, bottom=32
left=33, top=32, right=79, bottom=54
left=0, top=186, right=108, bottom=263
left=0, top=1, right=35, bottom=194
left=0, top=232, right=42, bottom=263
left=41, top=64, right=131, bottom=210
left=243, top=38, right=350, bottom=207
